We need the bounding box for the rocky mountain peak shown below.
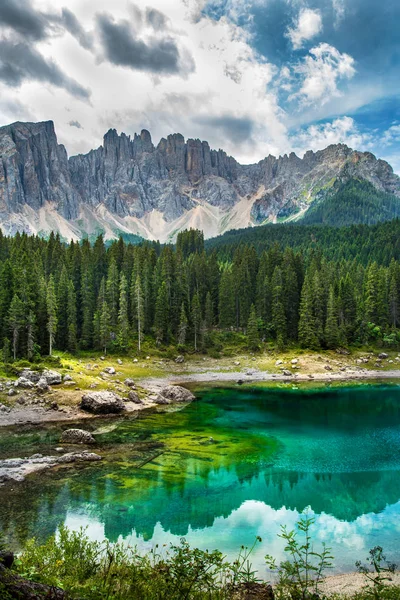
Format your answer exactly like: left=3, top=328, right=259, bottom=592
left=0, top=120, right=398, bottom=242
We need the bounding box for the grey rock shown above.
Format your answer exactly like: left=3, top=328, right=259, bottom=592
left=324, top=365, right=333, bottom=371
left=42, top=370, right=62, bottom=385
left=80, top=391, right=125, bottom=414
left=103, top=366, right=116, bottom=375
left=0, top=404, right=10, bottom=413
left=158, top=385, right=195, bottom=403
left=0, top=451, right=101, bottom=485
left=127, top=391, right=142, bottom=404
left=60, top=429, right=95, bottom=445
left=124, top=378, right=136, bottom=387
left=175, top=355, right=185, bottom=364
left=19, top=369, right=40, bottom=383
left=282, top=370, right=292, bottom=376
left=63, top=374, right=73, bottom=381
left=36, top=377, right=50, bottom=392
left=14, top=377, right=34, bottom=389
left=378, top=353, right=389, bottom=359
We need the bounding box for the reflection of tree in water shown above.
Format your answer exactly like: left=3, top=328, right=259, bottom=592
left=2, top=384, right=400, bottom=549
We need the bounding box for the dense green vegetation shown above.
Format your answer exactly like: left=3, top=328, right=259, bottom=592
left=2, top=221, right=400, bottom=360
left=301, top=179, right=400, bottom=227
left=206, top=219, right=400, bottom=265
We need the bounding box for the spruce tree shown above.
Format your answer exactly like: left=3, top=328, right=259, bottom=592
left=325, top=287, right=339, bottom=349
left=8, top=295, right=24, bottom=360
left=154, top=282, right=169, bottom=344
left=132, top=275, right=144, bottom=352
left=117, top=274, right=129, bottom=351
left=46, top=275, right=57, bottom=356
left=26, top=311, right=36, bottom=361
left=271, top=267, right=287, bottom=349
left=191, top=292, right=202, bottom=352
left=247, top=304, right=260, bottom=351
left=298, top=274, right=319, bottom=349
left=67, top=282, right=78, bottom=353
left=178, top=303, right=188, bottom=346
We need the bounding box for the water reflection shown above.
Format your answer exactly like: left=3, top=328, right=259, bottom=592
left=1, top=383, right=400, bottom=573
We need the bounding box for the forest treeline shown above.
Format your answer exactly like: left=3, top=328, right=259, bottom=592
left=1, top=222, right=400, bottom=360
left=207, top=216, right=400, bottom=265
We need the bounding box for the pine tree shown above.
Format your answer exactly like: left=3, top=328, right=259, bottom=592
left=325, top=287, right=339, bottom=349
left=298, top=274, right=319, bottom=349
left=154, top=282, right=169, bottom=344
left=67, top=282, right=78, bottom=353
left=8, top=295, right=24, bottom=360
left=178, top=303, right=188, bottom=346
left=191, top=292, right=202, bottom=352
left=26, top=311, right=36, bottom=361
left=106, top=258, right=120, bottom=330
left=271, top=267, right=287, bottom=349
left=219, top=269, right=235, bottom=328
left=99, top=300, right=111, bottom=354
left=247, top=304, right=259, bottom=351
left=204, top=292, right=214, bottom=331
left=132, top=274, right=144, bottom=352
left=117, top=274, right=129, bottom=351
left=46, top=275, right=57, bottom=356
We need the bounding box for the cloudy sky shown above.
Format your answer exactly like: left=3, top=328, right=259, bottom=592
left=0, top=0, right=399, bottom=172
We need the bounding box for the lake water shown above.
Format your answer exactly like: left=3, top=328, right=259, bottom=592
left=1, top=382, right=400, bottom=577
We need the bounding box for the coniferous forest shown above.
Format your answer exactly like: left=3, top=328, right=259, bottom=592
left=2, top=219, right=400, bottom=361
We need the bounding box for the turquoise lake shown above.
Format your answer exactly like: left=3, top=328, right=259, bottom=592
left=1, top=383, right=400, bottom=577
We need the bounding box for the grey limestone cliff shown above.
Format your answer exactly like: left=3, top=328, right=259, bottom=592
left=0, top=119, right=399, bottom=240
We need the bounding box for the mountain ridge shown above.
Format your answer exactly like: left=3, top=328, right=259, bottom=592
left=0, top=119, right=399, bottom=242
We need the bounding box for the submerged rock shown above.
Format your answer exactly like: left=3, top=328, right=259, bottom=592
left=80, top=391, right=125, bottom=414
left=0, top=451, right=102, bottom=485
left=60, top=429, right=96, bottom=445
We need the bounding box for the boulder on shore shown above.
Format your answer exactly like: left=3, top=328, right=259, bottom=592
left=80, top=391, right=125, bottom=414
left=60, top=429, right=95, bottom=445
left=127, top=390, right=143, bottom=404
left=14, top=377, right=34, bottom=389
left=157, top=385, right=195, bottom=404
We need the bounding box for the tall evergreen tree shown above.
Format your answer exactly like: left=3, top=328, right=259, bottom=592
left=132, top=275, right=144, bottom=352
left=178, top=303, right=188, bottom=346
left=191, top=292, right=202, bottom=352
left=247, top=304, right=260, bottom=351
left=117, top=274, right=129, bottom=351
left=46, top=275, right=57, bottom=356
left=8, top=295, right=24, bottom=360
left=325, top=287, right=340, bottom=349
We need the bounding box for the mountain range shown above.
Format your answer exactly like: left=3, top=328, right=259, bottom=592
left=0, top=120, right=399, bottom=242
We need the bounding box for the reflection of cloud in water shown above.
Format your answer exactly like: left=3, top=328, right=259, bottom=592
left=65, top=499, right=400, bottom=574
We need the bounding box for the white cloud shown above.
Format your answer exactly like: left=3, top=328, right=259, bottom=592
left=381, top=123, right=400, bottom=145
left=292, top=116, right=375, bottom=155
left=293, top=43, right=355, bottom=105
left=2, top=0, right=287, bottom=164
left=332, top=0, right=346, bottom=27
left=287, top=8, right=323, bottom=50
